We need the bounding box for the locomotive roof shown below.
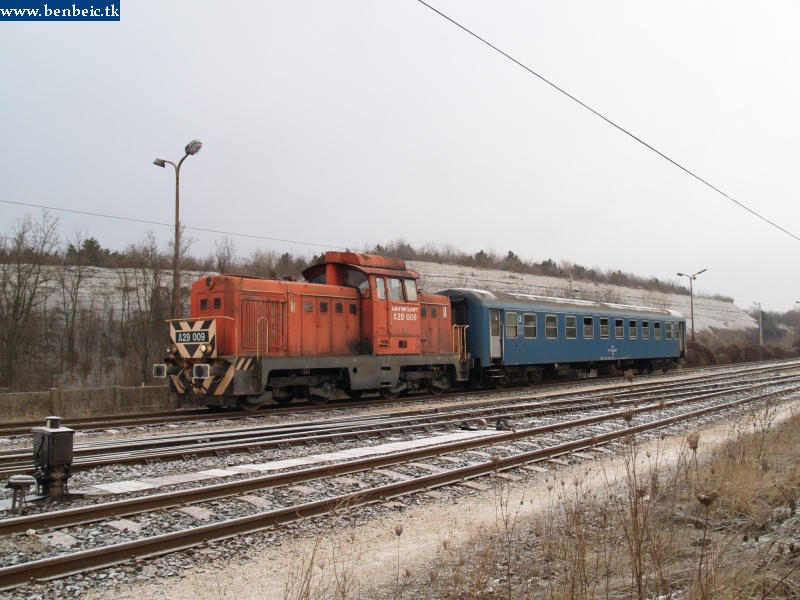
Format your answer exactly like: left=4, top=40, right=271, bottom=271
left=437, top=288, right=685, bottom=320
left=302, top=251, right=421, bottom=280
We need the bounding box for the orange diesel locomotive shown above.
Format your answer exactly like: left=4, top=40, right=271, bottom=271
left=155, top=252, right=470, bottom=410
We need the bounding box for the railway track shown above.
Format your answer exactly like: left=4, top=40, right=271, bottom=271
left=3, top=359, right=796, bottom=439
left=1, top=365, right=798, bottom=593
left=1, top=364, right=797, bottom=476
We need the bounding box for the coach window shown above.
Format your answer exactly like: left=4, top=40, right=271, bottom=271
left=376, top=277, right=386, bottom=300
left=506, top=312, right=518, bottom=338
left=600, top=318, right=610, bottom=339
left=642, top=320, right=651, bottom=339
left=403, top=280, right=418, bottom=302
left=523, top=314, right=537, bottom=339
left=654, top=321, right=662, bottom=340
left=583, top=317, right=594, bottom=339
left=545, top=315, right=558, bottom=339
left=629, top=320, right=638, bottom=339
left=666, top=322, right=673, bottom=340
left=615, top=318, right=624, bottom=339
left=565, top=316, right=577, bottom=339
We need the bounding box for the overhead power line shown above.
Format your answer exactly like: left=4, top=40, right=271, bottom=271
left=416, top=0, right=800, bottom=243
left=0, top=199, right=346, bottom=251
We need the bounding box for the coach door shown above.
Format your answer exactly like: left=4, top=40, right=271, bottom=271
left=490, top=310, right=502, bottom=361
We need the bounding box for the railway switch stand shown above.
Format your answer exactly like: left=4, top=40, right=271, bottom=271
left=31, top=416, right=74, bottom=499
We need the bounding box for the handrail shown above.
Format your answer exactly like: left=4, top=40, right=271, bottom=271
left=256, top=317, right=269, bottom=359
left=451, top=324, right=469, bottom=362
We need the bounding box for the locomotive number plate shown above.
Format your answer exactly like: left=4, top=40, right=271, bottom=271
left=176, top=330, right=209, bottom=343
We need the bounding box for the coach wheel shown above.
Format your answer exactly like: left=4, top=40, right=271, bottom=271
left=237, top=396, right=262, bottom=412
left=526, top=373, right=541, bottom=387
left=491, top=376, right=507, bottom=390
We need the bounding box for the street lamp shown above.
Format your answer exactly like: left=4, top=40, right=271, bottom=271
left=153, top=139, right=202, bottom=319
left=677, top=268, right=707, bottom=342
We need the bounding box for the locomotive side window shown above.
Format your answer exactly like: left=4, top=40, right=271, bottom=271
left=666, top=322, right=673, bottom=339
left=600, top=318, right=610, bottom=339
left=642, top=321, right=651, bottom=339
left=403, top=280, right=418, bottom=302
left=545, top=315, right=558, bottom=339
left=615, top=318, right=624, bottom=339
left=349, top=303, right=357, bottom=315
left=320, top=301, right=329, bottom=313
left=305, top=301, right=314, bottom=312
left=654, top=321, right=662, bottom=340
left=506, top=312, right=518, bottom=338
left=629, top=320, right=638, bottom=339
left=583, top=317, right=594, bottom=339
left=344, top=269, right=368, bottom=293
left=523, top=314, right=537, bottom=339
left=565, top=316, right=577, bottom=339
left=388, top=278, right=404, bottom=301
left=421, top=307, right=427, bottom=317
left=431, top=307, right=437, bottom=318
left=335, top=302, right=343, bottom=314
left=200, top=298, right=208, bottom=311
left=376, top=278, right=386, bottom=300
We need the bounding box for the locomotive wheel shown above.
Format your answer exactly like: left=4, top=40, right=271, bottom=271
left=348, top=390, right=365, bottom=399
left=237, top=397, right=262, bottom=412
left=303, top=388, right=330, bottom=406
left=272, top=387, right=293, bottom=406
left=427, top=373, right=452, bottom=396
left=379, top=388, right=400, bottom=400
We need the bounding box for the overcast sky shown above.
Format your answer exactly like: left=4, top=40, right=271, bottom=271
left=1, top=1, right=799, bottom=313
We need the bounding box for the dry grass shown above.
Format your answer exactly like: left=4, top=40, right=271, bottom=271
left=282, top=400, right=800, bottom=599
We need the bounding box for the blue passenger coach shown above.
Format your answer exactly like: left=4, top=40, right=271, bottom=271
left=438, top=289, right=686, bottom=388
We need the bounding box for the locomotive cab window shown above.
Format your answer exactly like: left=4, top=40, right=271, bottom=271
left=583, top=317, right=594, bottom=339
left=654, top=322, right=662, bottom=340
left=600, top=318, right=610, bottom=339
left=545, top=314, right=558, bottom=339
left=642, top=320, right=651, bottom=340
left=629, top=320, right=638, bottom=339
left=523, top=314, right=537, bottom=339
left=403, top=280, right=418, bottom=302
left=376, top=278, right=386, bottom=300
left=565, top=316, right=577, bottom=339
left=388, top=278, right=404, bottom=301
left=615, top=318, right=624, bottom=339
left=506, top=312, right=518, bottom=338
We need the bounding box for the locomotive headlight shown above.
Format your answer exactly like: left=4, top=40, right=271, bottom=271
left=199, top=344, right=208, bottom=354
left=166, top=344, right=176, bottom=355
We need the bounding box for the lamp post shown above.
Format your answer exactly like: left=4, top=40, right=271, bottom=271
left=153, top=139, right=202, bottom=319
left=677, top=268, right=707, bottom=342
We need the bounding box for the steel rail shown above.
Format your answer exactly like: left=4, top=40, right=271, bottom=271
left=1, top=382, right=797, bottom=592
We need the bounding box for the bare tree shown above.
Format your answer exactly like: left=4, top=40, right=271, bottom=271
left=0, top=211, right=61, bottom=390
left=122, top=230, right=170, bottom=384
left=212, top=235, right=238, bottom=273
